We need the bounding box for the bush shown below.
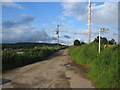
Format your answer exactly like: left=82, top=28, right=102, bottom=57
left=69, top=43, right=118, bottom=88
left=74, top=39, right=81, bottom=46
left=2, top=46, right=66, bottom=71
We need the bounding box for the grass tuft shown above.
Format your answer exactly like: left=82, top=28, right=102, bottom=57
left=69, top=43, right=119, bottom=88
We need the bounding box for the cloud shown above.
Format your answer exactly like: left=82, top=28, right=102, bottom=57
left=58, top=15, right=66, bottom=20
left=91, top=2, right=117, bottom=25
left=2, top=26, right=57, bottom=43
left=51, top=37, right=58, bottom=40
left=61, top=2, right=117, bottom=26
left=2, top=2, right=23, bottom=9
left=2, top=21, right=16, bottom=28
left=60, top=2, right=118, bottom=44
left=64, top=35, right=71, bottom=39
left=2, top=15, right=35, bottom=28
left=2, top=14, right=57, bottom=43
left=19, top=15, right=35, bottom=24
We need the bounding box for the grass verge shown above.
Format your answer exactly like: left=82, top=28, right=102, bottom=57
left=69, top=43, right=119, bottom=88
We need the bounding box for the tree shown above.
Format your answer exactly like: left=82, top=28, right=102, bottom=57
left=74, top=39, right=80, bottom=46
left=101, top=37, right=108, bottom=45
left=81, top=42, right=86, bottom=45
left=93, top=36, right=116, bottom=45
left=93, top=36, right=100, bottom=43
left=93, top=36, right=108, bottom=45
left=109, top=39, right=116, bottom=45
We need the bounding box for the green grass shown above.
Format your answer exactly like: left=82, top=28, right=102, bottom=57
left=2, top=46, right=66, bottom=72
left=69, top=43, right=119, bottom=88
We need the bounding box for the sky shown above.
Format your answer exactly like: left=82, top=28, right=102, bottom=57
left=1, top=0, right=118, bottom=45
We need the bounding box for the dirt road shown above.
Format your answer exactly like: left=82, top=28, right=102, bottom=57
left=2, top=49, right=95, bottom=88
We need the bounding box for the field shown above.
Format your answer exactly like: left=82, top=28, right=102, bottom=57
left=69, top=43, right=119, bottom=88
left=2, top=43, right=67, bottom=72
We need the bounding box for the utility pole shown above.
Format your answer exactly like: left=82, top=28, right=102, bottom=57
left=55, top=24, right=60, bottom=46
left=88, top=0, right=91, bottom=44
left=57, top=24, right=60, bottom=45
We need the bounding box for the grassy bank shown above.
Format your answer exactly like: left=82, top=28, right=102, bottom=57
left=69, top=43, right=119, bottom=88
left=2, top=46, right=66, bottom=72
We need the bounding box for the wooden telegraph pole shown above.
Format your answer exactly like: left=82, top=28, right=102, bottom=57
left=55, top=24, right=60, bottom=46
left=88, top=0, right=91, bottom=44
left=57, top=24, right=60, bottom=45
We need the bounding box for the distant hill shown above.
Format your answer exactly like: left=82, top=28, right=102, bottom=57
left=2, top=42, right=65, bottom=49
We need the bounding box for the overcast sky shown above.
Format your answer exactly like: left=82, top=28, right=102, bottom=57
left=2, top=0, right=118, bottom=45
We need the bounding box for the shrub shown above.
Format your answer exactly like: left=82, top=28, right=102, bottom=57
left=2, top=46, right=66, bottom=71
left=74, top=39, right=81, bottom=46
left=69, top=43, right=118, bottom=88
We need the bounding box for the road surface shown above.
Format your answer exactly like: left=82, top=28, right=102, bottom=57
left=2, top=49, right=95, bottom=88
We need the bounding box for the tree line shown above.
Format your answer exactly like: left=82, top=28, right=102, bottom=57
left=74, top=36, right=116, bottom=46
